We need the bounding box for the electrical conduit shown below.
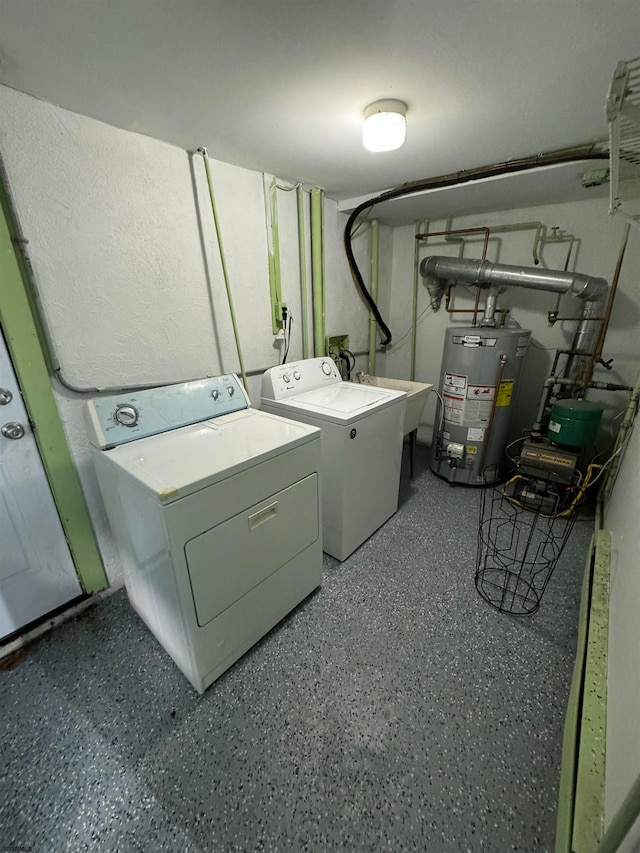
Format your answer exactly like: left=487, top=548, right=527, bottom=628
left=198, top=148, right=248, bottom=390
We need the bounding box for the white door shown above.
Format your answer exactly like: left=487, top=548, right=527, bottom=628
left=0, top=331, right=82, bottom=640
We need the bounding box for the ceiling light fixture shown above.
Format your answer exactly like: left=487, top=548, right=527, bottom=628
left=362, top=99, right=408, bottom=152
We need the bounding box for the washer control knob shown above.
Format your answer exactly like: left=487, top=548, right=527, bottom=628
left=227, top=385, right=235, bottom=397
left=1, top=422, right=25, bottom=440
left=282, top=373, right=291, bottom=383
left=114, top=405, right=139, bottom=427
left=293, top=371, right=301, bottom=381
left=321, top=361, right=332, bottom=376
left=211, top=389, right=220, bottom=401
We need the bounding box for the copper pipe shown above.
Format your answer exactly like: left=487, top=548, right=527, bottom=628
left=548, top=314, right=605, bottom=323
left=416, top=226, right=490, bottom=259
left=551, top=348, right=596, bottom=376
left=583, top=223, right=631, bottom=387
left=421, top=227, right=491, bottom=327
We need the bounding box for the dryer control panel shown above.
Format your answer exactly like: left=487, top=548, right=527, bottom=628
left=261, top=357, right=341, bottom=400
left=85, top=375, right=249, bottom=448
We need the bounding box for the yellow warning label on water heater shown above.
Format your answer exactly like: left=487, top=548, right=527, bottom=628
left=496, top=379, right=514, bottom=406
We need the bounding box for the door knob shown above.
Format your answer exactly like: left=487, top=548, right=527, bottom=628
left=0, top=388, right=13, bottom=405
left=1, top=422, right=25, bottom=439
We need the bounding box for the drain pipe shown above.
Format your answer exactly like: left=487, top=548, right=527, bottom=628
left=198, top=148, right=248, bottom=390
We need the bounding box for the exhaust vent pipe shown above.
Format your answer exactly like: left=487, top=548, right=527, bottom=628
left=420, top=256, right=608, bottom=300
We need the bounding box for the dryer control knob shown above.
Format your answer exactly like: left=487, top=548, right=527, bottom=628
left=211, top=389, right=220, bottom=401
left=293, top=371, right=301, bottom=380
left=114, top=405, right=139, bottom=427
left=321, top=361, right=332, bottom=375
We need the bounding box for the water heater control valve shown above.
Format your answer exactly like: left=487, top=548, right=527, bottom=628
left=445, top=442, right=465, bottom=460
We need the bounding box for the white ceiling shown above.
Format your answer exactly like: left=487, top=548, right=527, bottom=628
left=0, top=0, right=638, bottom=212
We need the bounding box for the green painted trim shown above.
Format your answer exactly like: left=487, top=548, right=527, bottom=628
left=296, top=186, right=310, bottom=359
left=0, top=187, right=107, bottom=594
left=200, top=151, right=248, bottom=389
left=310, top=189, right=325, bottom=357
left=572, top=529, right=610, bottom=852
left=266, top=179, right=285, bottom=334
left=555, top=534, right=595, bottom=853
left=368, top=219, right=379, bottom=375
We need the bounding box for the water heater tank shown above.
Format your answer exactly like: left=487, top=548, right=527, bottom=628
left=431, top=327, right=531, bottom=485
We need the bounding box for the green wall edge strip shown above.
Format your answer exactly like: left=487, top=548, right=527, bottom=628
left=267, top=179, right=285, bottom=334
left=310, top=189, right=325, bottom=357
left=572, top=528, right=611, bottom=852
left=0, top=189, right=107, bottom=594
left=555, top=533, right=595, bottom=853
left=296, top=186, right=310, bottom=359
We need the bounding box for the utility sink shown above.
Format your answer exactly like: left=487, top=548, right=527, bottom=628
left=356, top=375, right=432, bottom=435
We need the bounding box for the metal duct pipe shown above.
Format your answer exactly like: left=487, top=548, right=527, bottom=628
left=565, top=297, right=605, bottom=381
left=420, top=256, right=608, bottom=301
left=480, top=285, right=503, bottom=326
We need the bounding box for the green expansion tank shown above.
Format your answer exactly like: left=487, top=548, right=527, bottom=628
left=547, top=399, right=603, bottom=448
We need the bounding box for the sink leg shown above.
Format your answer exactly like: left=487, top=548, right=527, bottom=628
left=409, top=428, right=417, bottom=478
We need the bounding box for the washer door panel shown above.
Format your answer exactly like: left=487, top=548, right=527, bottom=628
left=185, top=473, right=319, bottom=626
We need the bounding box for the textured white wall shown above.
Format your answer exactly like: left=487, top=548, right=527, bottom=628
left=603, top=412, right=640, bottom=852
left=385, top=200, right=640, bottom=447
left=0, top=84, right=385, bottom=585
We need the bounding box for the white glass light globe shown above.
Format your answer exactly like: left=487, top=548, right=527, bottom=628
left=362, top=100, right=407, bottom=152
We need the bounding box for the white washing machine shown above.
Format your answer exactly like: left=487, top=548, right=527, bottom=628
left=85, top=375, right=322, bottom=693
left=261, top=357, right=406, bottom=561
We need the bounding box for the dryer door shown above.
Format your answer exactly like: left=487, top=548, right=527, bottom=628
left=185, top=473, right=319, bottom=626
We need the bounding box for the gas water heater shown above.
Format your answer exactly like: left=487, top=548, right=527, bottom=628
left=432, top=327, right=531, bottom=485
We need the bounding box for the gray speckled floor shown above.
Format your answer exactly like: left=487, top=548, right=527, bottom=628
left=0, top=447, right=592, bottom=853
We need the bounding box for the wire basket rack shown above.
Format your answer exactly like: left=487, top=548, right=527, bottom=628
left=475, top=467, right=578, bottom=615
left=607, top=55, right=640, bottom=229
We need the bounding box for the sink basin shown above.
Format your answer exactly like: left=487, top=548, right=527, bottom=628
left=356, top=375, right=433, bottom=435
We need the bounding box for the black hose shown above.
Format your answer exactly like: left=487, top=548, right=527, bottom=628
left=343, top=146, right=608, bottom=347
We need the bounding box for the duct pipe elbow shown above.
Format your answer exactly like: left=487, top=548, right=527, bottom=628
left=570, top=275, right=608, bottom=300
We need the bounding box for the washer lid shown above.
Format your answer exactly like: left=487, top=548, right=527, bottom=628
left=100, top=409, right=319, bottom=502
left=271, top=383, right=406, bottom=423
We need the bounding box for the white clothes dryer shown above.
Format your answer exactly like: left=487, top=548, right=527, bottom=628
left=261, top=358, right=406, bottom=561
left=85, top=375, right=322, bottom=693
